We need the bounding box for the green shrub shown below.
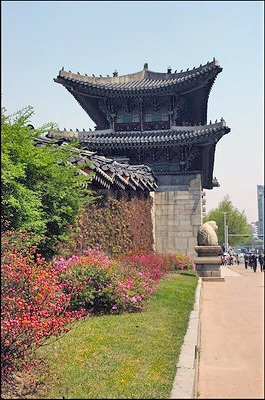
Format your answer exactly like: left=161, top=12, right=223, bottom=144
left=1, top=106, right=95, bottom=259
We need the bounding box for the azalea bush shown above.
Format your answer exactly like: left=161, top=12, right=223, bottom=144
left=120, top=251, right=172, bottom=280
left=1, top=229, right=45, bottom=262
left=166, top=253, right=195, bottom=272
left=55, top=249, right=159, bottom=315
left=55, top=250, right=117, bottom=314
left=1, top=231, right=86, bottom=387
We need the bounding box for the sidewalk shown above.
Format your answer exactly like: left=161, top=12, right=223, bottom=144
left=197, top=263, right=264, bottom=399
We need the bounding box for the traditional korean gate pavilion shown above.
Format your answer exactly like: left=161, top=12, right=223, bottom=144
left=49, top=59, right=230, bottom=257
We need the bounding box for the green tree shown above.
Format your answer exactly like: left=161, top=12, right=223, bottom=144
left=1, top=105, right=95, bottom=257
left=203, top=195, right=252, bottom=247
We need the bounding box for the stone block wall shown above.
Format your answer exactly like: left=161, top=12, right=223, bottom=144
left=151, top=174, right=202, bottom=258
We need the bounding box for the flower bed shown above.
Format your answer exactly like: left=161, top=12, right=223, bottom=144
left=1, top=231, right=85, bottom=387
left=1, top=231, right=195, bottom=389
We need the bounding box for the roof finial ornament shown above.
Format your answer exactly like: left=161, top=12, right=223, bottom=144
left=215, top=119, right=217, bottom=123
left=83, top=129, right=86, bottom=131
left=64, top=127, right=66, bottom=130
left=144, top=63, right=148, bottom=69
left=180, top=69, right=183, bottom=72
left=92, top=74, right=95, bottom=77
left=187, top=68, right=189, bottom=71
left=213, top=57, right=216, bottom=61
left=210, top=120, right=212, bottom=124
left=107, top=74, right=109, bottom=77
left=100, top=74, right=102, bottom=77
left=167, top=66, right=172, bottom=73
left=200, top=64, right=202, bottom=67
left=69, top=70, right=71, bottom=73
left=174, top=69, right=177, bottom=73
left=77, top=71, right=80, bottom=74
left=113, top=70, right=118, bottom=77
left=85, top=73, right=87, bottom=76
left=76, top=128, right=79, bottom=132
left=62, top=66, right=64, bottom=70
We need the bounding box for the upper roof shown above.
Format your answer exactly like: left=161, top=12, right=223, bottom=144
left=54, top=59, right=222, bottom=97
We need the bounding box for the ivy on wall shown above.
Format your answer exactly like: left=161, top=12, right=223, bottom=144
left=57, top=193, right=154, bottom=257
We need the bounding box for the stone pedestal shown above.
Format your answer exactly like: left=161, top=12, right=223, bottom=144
left=194, top=245, right=224, bottom=281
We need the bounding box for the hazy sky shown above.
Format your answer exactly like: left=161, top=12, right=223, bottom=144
left=2, top=1, right=264, bottom=223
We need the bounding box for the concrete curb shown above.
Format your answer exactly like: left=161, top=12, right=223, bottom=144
left=170, top=277, right=202, bottom=399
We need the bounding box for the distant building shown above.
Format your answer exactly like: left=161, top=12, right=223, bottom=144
left=257, top=185, right=264, bottom=239
left=248, top=222, right=258, bottom=237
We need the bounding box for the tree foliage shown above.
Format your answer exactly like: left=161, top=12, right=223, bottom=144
left=203, top=195, right=251, bottom=247
left=1, top=106, right=95, bottom=257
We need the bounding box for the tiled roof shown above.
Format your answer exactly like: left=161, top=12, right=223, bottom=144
left=54, top=59, right=222, bottom=96
left=48, top=121, right=230, bottom=149
left=32, top=137, right=157, bottom=191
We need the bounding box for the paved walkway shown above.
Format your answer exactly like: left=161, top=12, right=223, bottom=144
left=197, top=263, right=264, bottom=399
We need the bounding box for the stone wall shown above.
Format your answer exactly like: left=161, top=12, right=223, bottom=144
left=151, top=174, right=202, bottom=258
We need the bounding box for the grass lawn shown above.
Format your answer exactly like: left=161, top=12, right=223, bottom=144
left=32, top=271, right=198, bottom=399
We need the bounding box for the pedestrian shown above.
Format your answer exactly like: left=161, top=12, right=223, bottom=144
left=244, top=253, right=249, bottom=269
left=249, top=254, right=253, bottom=269
left=235, top=254, right=240, bottom=265
left=251, top=253, right=257, bottom=272
left=258, top=254, right=264, bottom=271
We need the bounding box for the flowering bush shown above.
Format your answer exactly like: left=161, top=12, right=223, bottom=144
left=120, top=252, right=171, bottom=280
left=1, top=231, right=86, bottom=387
left=55, top=249, right=160, bottom=315
left=55, top=249, right=116, bottom=314
left=166, top=253, right=195, bottom=272
left=1, top=229, right=43, bottom=260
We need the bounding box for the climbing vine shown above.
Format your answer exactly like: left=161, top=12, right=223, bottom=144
left=57, top=194, right=154, bottom=257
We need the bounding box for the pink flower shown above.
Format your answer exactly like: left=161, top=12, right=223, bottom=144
left=130, top=297, right=137, bottom=303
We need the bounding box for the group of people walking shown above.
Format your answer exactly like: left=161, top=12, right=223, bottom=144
left=244, top=253, right=264, bottom=272
left=221, top=254, right=240, bottom=266
left=220, top=252, right=264, bottom=272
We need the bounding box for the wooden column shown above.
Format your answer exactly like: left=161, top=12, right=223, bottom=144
left=139, top=97, right=144, bottom=131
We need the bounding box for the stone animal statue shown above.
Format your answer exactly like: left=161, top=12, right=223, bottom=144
left=197, top=221, right=219, bottom=246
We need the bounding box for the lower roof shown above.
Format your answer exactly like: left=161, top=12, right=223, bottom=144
left=48, top=121, right=230, bottom=149
left=32, top=136, right=158, bottom=192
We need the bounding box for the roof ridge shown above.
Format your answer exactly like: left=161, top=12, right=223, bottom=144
left=56, top=59, right=220, bottom=84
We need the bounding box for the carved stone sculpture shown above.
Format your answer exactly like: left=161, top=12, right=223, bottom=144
left=197, top=221, right=219, bottom=246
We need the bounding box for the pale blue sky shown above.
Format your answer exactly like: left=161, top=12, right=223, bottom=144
left=2, top=1, right=264, bottom=223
